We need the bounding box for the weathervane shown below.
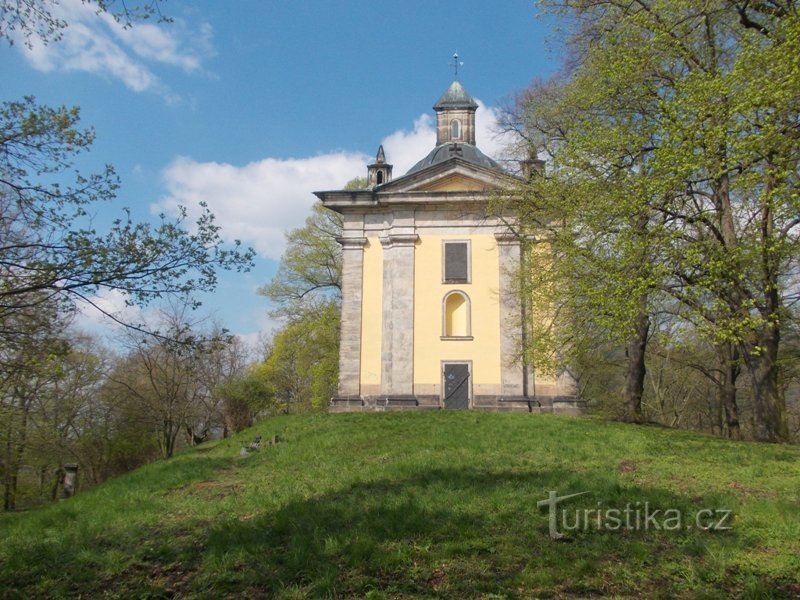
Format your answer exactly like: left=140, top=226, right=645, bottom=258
left=450, top=52, right=464, bottom=81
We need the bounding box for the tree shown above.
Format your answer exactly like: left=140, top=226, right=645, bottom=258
left=0, top=0, right=170, bottom=48
left=343, top=176, right=368, bottom=190
left=0, top=0, right=258, bottom=505
left=0, top=298, right=69, bottom=509
left=189, top=327, right=250, bottom=441
left=259, top=201, right=342, bottom=317
left=260, top=302, right=340, bottom=412
left=214, top=365, right=275, bottom=433
left=254, top=188, right=347, bottom=413
left=0, top=97, right=254, bottom=338
left=520, top=0, right=800, bottom=441
left=496, top=68, right=670, bottom=423
left=108, top=307, right=211, bottom=458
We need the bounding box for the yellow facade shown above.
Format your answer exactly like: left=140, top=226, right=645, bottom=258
left=360, top=233, right=503, bottom=398
left=418, top=174, right=491, bottom=192
left=413, top=234, right=502, bottom=395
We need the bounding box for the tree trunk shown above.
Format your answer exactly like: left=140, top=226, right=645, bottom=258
left=623, top=304, right=650, bottom=423
left=744, top=323, right=788, bottom=442
left=3, top=418, right=13, bottom=511
left=51, top=467, right=65, bottom=502
left=716, top=343, right=741, bottom=439
left=743, top=159, right=788, bottom=443
left=3, top=403, right=28, bottom=511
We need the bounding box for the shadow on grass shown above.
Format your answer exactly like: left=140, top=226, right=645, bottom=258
left=0, top=452, right=239, bottom=599
left=203, top=466, right=742, bottom=598
left=5, top=457, right=795, bottom=598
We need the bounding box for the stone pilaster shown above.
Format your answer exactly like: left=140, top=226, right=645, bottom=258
left=496, top=233, right=525, bottom=398
left=335, top=236, right=367, bottom=398
left=380, top=233, right=419, bottom=398
left=379, top=235, right=395, bottom=394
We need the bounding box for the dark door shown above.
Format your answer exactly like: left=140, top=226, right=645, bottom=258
left=443, top=363, right=470, bottom=409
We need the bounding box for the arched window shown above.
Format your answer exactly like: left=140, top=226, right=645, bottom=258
left=450, top=119, right=461, bottom=140
left=443, top=291, right=471, bottom=338
left=376, top=170, right=384, bottom=185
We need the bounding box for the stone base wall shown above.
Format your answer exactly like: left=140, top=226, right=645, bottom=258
left=329, top=395, right=587, bottom=414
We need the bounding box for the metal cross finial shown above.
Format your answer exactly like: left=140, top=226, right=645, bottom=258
left=450, top=52, right=464, bottom=80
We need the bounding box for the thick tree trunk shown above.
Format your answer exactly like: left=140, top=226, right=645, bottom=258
left=743, top=160, right=788, bottom=443
left=744, top=323, right=788, bottom=442
left=623, top=305, right=650, bottom=423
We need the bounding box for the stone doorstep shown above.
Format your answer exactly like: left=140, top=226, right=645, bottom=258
left=383, top=395, right=419, bottom=407
left=472, top=405, right=542, bottom=413
left=330, top=395, right=363, bottom=407
left=499, top=396, right=543, bottom=406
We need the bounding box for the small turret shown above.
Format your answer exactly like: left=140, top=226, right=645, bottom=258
left=367, top=144, right=393, bottom=188
left=433, top=80, right=478, bottom=146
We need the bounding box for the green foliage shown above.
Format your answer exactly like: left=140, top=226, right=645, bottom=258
left=0, top=412, right=798, bottom=597
left=343, top=176, right=369, bottom=190
left=258, top=202, right=342, bottom=317
left=0, top=0, right=171, bottom=48
left=253, top=200, right=343, bottom=414
left=214, top=366, right=276, bottom=431
left=506, top=0, right=800, bottom=439
left=260, top=301, right=340, bottom=413
left=0, top=6, right=257, bottom=510
left=0, top=96, right=255, bottom=334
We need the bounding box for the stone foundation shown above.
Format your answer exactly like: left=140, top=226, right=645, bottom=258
left=329, top=394, right=586, bottom=414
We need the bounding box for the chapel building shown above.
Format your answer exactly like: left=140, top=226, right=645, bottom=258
left=316, top=80, right=583, bottom=413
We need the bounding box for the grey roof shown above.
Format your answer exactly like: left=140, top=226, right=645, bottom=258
left=405, top=142, right=501, bottom=175
left=433, top=81, right=478, bottom=110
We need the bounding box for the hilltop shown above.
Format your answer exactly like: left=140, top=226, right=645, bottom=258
left=1, top=412, right=798, bottom=598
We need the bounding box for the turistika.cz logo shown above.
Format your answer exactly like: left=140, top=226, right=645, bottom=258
left=537, top=490, right=732, bottom=540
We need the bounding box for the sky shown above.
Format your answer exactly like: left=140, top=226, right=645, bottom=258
left=1, top=0, right=563, bottom=346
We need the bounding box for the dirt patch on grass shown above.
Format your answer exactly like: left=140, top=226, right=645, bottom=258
left=188, top=479, right=243, bottom=498
left=727, top=480, right=778, bottom=499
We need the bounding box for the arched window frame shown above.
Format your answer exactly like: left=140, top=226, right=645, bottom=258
left=450, top=118, right=462, bottom=140
left=441, top=290, right=473, bottom=340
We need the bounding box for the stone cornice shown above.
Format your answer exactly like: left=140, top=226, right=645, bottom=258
left=336, top=237, right=368, bottom=249
left=494, top=232, right=521, bottom=246
left=379, top=234, right=419, bottom=248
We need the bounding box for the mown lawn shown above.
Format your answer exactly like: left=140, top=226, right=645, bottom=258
left=1, top=411, right=798, bottom=598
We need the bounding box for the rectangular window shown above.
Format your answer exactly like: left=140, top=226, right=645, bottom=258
left=443, top=240, right=470, bottom=283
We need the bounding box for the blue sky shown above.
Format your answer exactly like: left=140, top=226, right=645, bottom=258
left=2, top=0, right=561, bottom=345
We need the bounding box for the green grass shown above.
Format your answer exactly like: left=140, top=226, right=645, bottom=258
left=1, top=412, right=799, bottom=598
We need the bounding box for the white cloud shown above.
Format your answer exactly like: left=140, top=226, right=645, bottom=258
left=379, top=113, right=436, bottom=174
left=14, top=0, right=212, bottom=99
left=157, top=152, right=368, bottom=260
left=153, top=99, right=516, bottom=261
left=379, top=100, right=516, bottom=173
left=106, top=15, right=213, bottom=72
left=73, top=288, right=145, bottom=335
left=475, top=101, right=519, bottom=162
left=237, top=309, right=281, bottom=354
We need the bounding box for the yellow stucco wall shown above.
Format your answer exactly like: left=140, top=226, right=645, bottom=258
left=359, top=238, right=383, bottom=386
left=418, top=174, right=491, bottom=192
left=413, top=234, right=502, bottom=388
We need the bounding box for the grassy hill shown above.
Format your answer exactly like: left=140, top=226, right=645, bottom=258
left=1, top=412, right=798, bottom=599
